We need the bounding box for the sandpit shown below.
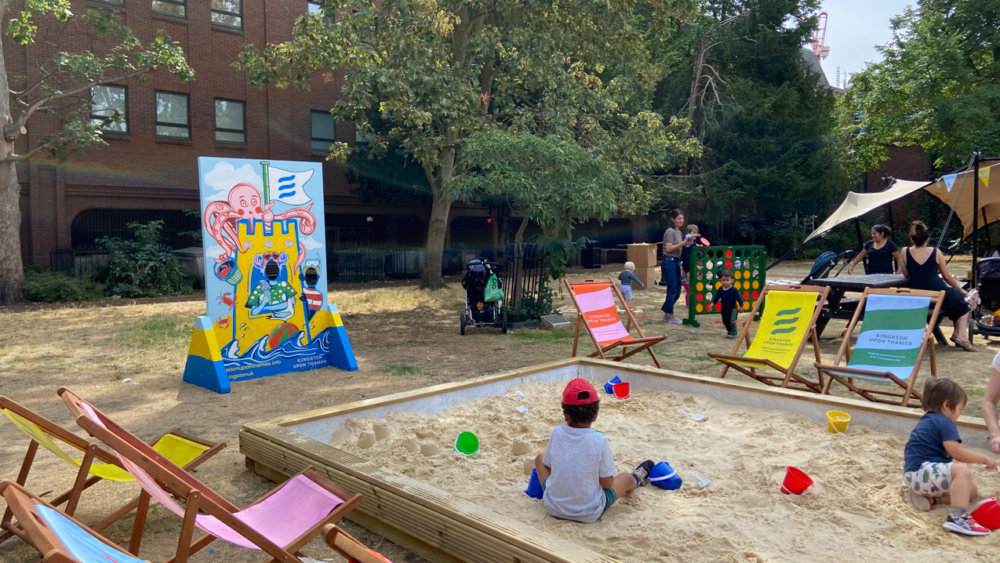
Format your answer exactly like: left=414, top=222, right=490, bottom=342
left=330, top=379, right=1000, bottom=563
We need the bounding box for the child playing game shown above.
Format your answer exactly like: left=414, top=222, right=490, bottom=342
left=680, top=225, right=701, bottom=284
left=710, top=270, right=744, bottom=338
left=904, top=378, right=998, bottom=536
left=618, top=262, right=644, bottom=313
left=534, top=379, right=654, bottom=523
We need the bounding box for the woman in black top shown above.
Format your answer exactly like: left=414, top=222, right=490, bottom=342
left=847, top=224, right=901, bottom=275
left=899, top=221, right=973, bottom=351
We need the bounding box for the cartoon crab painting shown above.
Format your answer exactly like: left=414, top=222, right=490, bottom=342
left=203, top=183, right=316, bottom=261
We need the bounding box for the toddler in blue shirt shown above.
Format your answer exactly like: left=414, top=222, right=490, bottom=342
left=618, top=262, right=644, bottom=313
left=710, top=270, right=743, bottom=338
left=904, top=378, right=998, bottom=536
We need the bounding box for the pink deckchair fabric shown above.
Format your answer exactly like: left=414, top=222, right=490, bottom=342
left=78, top=403, right=343, bottom=550
left=572, top=284, right=632, bottom=346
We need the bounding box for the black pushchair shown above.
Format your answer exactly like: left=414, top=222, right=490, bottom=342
left=460, top=259, right=507, bottom=335
left=970, top=257, right=1000, bottom=338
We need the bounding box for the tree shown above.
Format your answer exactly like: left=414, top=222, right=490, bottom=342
left=0, top=2, right=193, bottom=304
left=237, top=0, right=699, bottom=289
left=837, top=0, right=1000, bottom=174
left=654, top=0, right=845, bottom=240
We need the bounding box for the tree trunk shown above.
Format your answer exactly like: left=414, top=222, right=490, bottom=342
left=0, top=27, right=25, bottom=305
left=420, top=183, right=452, bottom=289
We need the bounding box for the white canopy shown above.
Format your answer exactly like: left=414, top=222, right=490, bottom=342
left=802, top=179, right=930, bottom=244
left=922, top=160, right=1000, bottom=238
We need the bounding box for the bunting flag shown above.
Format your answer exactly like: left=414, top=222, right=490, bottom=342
left=942, top=174, right=957, bottom=192
left=980, top=166, right=991, bottom=188
left=268, top=167, right=315, bottom=206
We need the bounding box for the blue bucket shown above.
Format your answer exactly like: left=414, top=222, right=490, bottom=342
left=603, top=376, right=622, bottom=395
left=524, top=468, right=544, bottom=499
left=649, top=461, right=682, bottom=490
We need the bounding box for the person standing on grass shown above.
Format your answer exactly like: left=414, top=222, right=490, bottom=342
left=898, top=221, right=973, bottom=351
left=981, top=350, right=1000, bottom=454
left=847, top=224, right=901, bottom=275
left=661, top=209, right=694, bottom=324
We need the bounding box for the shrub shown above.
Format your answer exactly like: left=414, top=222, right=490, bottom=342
left=98, top=221, right=193, bottom=298
left=23, top=268, right=103, bottom=303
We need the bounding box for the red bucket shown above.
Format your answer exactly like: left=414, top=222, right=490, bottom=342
left=780, top=466, right=813, bottom=495
left=972, top=497, right=1000, bottom=530
left=612, top=382, right=630, bottom=399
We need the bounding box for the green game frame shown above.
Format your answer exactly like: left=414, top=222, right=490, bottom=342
left=683, top=245, right=767, bottom=328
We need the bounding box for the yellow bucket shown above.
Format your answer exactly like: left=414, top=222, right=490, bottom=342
left=827, top=410, right=851, bottom=433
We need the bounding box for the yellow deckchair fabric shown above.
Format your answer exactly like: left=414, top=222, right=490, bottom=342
left=1, top=408, right=209, bottom=482
left=730, top=290, right=818, bottom=370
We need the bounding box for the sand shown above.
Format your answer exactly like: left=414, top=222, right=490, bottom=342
left=331, top=379, right=1000, bottom=563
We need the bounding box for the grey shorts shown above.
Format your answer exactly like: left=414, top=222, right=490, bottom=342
left=621, top=285, right=633, bottom=301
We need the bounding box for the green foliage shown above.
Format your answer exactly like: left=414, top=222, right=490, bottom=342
left=97, top=221, right=192, bottom=298
left=23, top=268, right=103, bottom=303
left=837, top=0, right=1000, bottom=173
left=236, top=0, right=701, bottom=286
left=655, top=0, right=846, bottom=229
left=504, top=285, right=554, bottom=323
left=5, top=6, right=193, bottom=162
left=382, top=363, right=425, bottom=376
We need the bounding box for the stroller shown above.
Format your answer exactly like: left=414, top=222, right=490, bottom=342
left=460, top=259, right=507, bottom=335
left=970, top=257, right=1000, bottom=339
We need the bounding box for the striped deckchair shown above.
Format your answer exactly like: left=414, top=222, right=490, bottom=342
left=0, top=396, right=222, bottom=548
left=816, top=288, right=944, bottom=407
left=564, top=279, right=665, bottom=368
left=709, top=284, right=830, bottom=392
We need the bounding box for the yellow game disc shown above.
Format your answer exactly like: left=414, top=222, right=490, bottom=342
left=735, top=270, right=742, bottom=279
left=734, top=281, right=742, bottom=290
left=697, top=282, right=704, bottom=291
left=696, top=304, right=703, bottom=312
left=715, top=281, right=722, bottom=289
left=752, top=280, right=760, bottom=289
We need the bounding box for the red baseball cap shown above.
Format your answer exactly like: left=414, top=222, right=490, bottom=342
left=562, top=378, right=599, bottom=405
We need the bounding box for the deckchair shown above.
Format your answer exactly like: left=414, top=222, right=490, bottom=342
left=0, top=481, right=390, bottom=563
left=58, top=388, right=363, bottom=563
left=816, top=288, right=944, bottom=407
left=0, top=396, right=222, bottom=546
left=708, top=284, right=831, bottom=392
left=564, top=279, right=665, bottom=368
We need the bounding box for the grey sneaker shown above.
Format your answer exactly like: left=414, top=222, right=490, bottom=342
left=909, top=490, right=934, bottom=512
left=668, top=317, right=683, bottom=325
left=632, top=459, right=655, bottom=487
left=943, top=511, right=990, bottom=536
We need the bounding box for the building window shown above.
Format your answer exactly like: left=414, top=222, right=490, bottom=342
left=152, top=0, right=185, bottom=17
left=212, top=0, right=242, bottom=28
left=155, top=91, right=190, bottom=138
left=311, top=110, right=335, bottom=152
left=308, top=1, right=333, bottom=24
left=216, top=99, right=246, bottom=143
left=91, top=85, right=127, bottom=133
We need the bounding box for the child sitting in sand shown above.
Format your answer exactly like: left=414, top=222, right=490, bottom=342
left=534, top=378, right=654, bottom=523
left=711, top=270, right=744, bottom=338
left=904, top=378, right=998, bottom=536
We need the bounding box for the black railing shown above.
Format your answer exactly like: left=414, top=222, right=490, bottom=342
left=50, top=244, right=172, bottom=280
left=326, top=247, right=424, bottom=283
left=497, top=244, right=546, bottom=312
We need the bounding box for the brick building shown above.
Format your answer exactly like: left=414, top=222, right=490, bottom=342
left=12, top=0, right=439, bottom=268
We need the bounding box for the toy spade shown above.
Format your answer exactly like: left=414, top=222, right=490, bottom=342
left=678, top=408, right=707, bottom=422
left=691, top=471, right=711, bottom=488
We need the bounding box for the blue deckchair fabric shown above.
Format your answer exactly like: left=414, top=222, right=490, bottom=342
left=35, top=504, right=144, bottom=563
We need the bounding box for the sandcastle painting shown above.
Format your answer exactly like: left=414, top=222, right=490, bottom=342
left=183, top=157, right=356, bottom=394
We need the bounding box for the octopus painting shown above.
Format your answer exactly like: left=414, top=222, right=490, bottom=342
left=204, top=183, right=316, bottom=263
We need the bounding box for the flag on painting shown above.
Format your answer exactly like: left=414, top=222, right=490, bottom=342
left=981, top=166, right=992, bottom=188
left=942, top=174, right=957, bottom=192
left=269, top=167, right=315, bottom=205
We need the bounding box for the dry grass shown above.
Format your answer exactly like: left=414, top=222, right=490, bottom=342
left=0, top=258, right=995, bottom=563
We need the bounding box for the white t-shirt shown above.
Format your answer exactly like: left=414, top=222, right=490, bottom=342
left=541, top=424, right=617, bottom=523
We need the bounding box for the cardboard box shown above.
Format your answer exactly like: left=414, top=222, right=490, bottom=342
left=632, top=266, right=658, bottom=290
left=627, top=243, right=659, bottom=268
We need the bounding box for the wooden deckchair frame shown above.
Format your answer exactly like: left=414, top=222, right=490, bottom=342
left=564, top=279, right=665, bottom=369
left=58, top=388, right=363, bottom=563
left=709, top=284, right=831, bottom=393
left=0, top=396, right=223, bottom=547
left=816, top=288, right=943, bottom=408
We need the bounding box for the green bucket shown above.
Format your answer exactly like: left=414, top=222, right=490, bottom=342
left=455, top=431, right=479, bottom=455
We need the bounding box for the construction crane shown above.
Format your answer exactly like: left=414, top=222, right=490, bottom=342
left=811, top=11, right=830, bottom=60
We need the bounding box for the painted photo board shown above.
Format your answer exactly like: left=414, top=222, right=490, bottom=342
left=183, top=157, right=357, bottom=394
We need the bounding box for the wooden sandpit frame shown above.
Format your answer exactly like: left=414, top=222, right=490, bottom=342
left=240, top=358, right=992, bottom=563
